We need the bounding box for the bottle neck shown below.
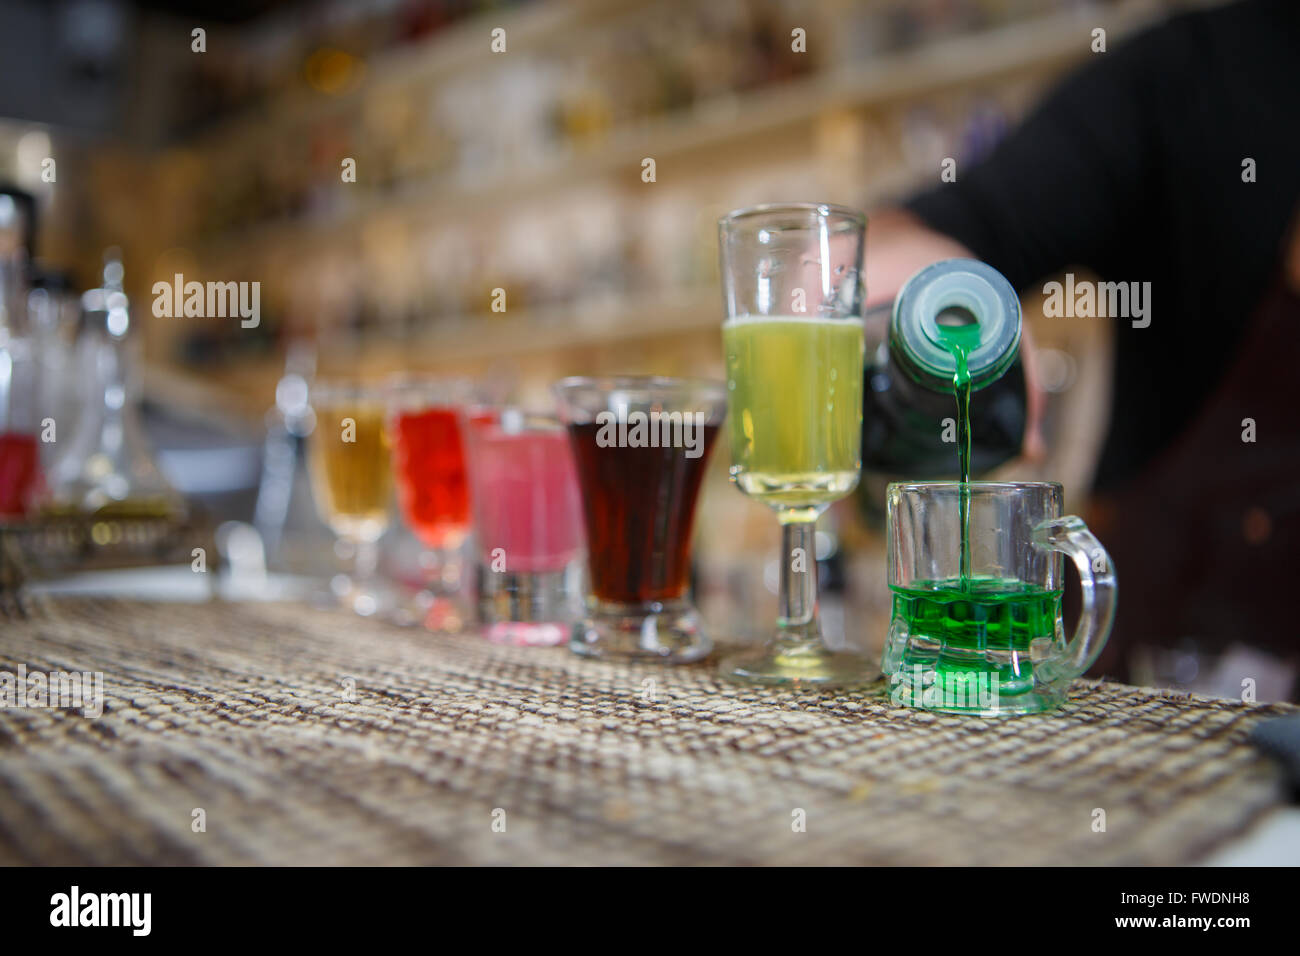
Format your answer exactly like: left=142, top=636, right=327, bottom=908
left=86, top=325, right=141, bottom=422
left=890, top=259, right=1021, bottom=393
left=0, top=255, right=28, bottom=337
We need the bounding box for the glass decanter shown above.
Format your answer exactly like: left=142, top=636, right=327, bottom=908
left=44, top=252, right=184, bottom=518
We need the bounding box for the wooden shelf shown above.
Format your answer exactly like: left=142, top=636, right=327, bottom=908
left=377, top=286, right=719, bottom=365
left=146, top=286, right=722, bottom=417
left=155, top=0, right=1169, bottom=415
left=183, top=0, right=635, bottom=152
left=192, top=1, right=1162, bottom=260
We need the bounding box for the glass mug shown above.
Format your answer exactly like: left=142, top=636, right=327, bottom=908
left=883, top=481, right=1117, bottom=715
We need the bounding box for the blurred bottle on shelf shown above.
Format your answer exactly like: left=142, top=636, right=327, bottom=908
left=0, top=187, right=36, bottom=258
left=0, top=252, right=41, bottom=517
left=29, top=267, right=84, bottom=471
left=253, top=339, right=336, bottom=575
left=44, top=250, right=186, bottom=519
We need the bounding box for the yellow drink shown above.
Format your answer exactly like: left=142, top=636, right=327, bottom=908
left=723, top=315, right=863, bottom=513
left=308, top=403, right=392, bottom=541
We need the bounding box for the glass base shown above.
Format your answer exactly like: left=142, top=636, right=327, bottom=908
left=477, top=567, right=578, bottom=645
left=330, top=573, right=400, bottom=618
left=570, top=598, right=711, bottom=663
left=389, top=591, right=470, bottom=632
left=389, top=547, right=470, bottom=631
left=721, top=640, right=881, bottom=690
left=886, top=663, right=1065, bottom=715
left=484, top=620, right=568, bottom=647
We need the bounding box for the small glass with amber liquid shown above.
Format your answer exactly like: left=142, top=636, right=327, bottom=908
left=308, top=381, right=393, bottom=616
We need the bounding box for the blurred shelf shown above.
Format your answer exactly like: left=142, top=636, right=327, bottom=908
left=191, top=0, right=1162, bottom=260
left=148, top=285, right=722, bottom=416
left=379, top=285, right=719, bottom=364
left=183, top=0, right=636, bottom=152
left=146, top=357, right=284, bottom=421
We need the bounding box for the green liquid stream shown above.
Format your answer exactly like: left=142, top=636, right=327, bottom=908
left=937, top=323, right=977, bottom=585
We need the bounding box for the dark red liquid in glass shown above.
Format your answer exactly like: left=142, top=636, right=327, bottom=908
left=566, top=423, right=719, bottom=603
left=391, top=407, right=470, bottom=549
left=0, top=432, right=39, bottom=517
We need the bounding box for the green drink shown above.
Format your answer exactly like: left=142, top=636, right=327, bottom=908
left=936, top=318, right=979, bottom=583
left=883, top=263, right=1116, bottom=714
left=889, top=578, right=1063, bottom=709
left=723, top=315, right=864, bottom=515
left=885, top=481, right=1116, bottom=715
left=890, top=272, right=1040, bottom=709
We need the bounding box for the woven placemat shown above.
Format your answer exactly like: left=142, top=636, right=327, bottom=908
left=0, top=597, right=1293, bottom=865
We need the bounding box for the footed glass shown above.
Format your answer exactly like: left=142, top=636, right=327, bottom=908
left=718, top=202, right=877, bottom=687
left=554, top=376, right=725, bottom=662
left=386, top=376, right=474, bottom=631
left=307, top=380, right=395, bottom=617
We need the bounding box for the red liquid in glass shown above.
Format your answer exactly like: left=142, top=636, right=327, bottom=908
left=566, top=423, right=719, bottom=604
left=0, top=432, right=39, bottom=517
left=391, top=408, right=471, bottom=549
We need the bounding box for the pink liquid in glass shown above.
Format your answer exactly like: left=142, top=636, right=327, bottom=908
left=467, top=422, right=584, bottom=574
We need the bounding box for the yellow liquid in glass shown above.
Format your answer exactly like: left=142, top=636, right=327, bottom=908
left=723, top=315, right=863, bottom=514
left=308, top=404, right=392, bottom=541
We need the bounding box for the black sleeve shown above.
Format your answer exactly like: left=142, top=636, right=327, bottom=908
left=904, top=18, right=1182, bottom=289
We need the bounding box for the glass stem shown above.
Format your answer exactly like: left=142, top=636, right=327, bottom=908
left=422, top=547, right=448, bottom=597
left=434, top=546, right=464, bottom=595
left=354, top=536, right=379, bottom=586
left=777, top=515, right=821, bottom=647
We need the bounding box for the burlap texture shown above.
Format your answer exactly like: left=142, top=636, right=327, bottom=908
left=0, top=597, right=1292, bottom=865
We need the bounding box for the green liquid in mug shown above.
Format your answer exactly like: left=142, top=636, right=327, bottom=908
left=889, top=578, right=1063, bottom=706
left=890, top=318, right=1054, bottom=710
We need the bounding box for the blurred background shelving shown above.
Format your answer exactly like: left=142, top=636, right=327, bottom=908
left=4, top=0, right=1176, bottom=409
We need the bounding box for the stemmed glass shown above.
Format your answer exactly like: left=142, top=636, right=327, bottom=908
left=307, top=380, right=393, bottom=616
left=385, top=376, right=474, bottom=630
left=717, top=202, right=879, bottom=687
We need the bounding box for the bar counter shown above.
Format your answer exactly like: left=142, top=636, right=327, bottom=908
left=0, top=596, right=1293, bottom=866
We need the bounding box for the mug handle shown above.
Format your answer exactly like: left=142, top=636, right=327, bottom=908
left=1031, top=515, right=1117, bottom=684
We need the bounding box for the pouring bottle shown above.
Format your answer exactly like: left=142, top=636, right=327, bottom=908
left=862, top=258, right=1026, bottom=479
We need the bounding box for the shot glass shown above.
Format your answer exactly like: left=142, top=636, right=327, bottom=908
left=386, top=375, right=473, bottom=630
left=553, top=375, right=726, bottom=662
left=463, top=407, right=584, bottom=646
